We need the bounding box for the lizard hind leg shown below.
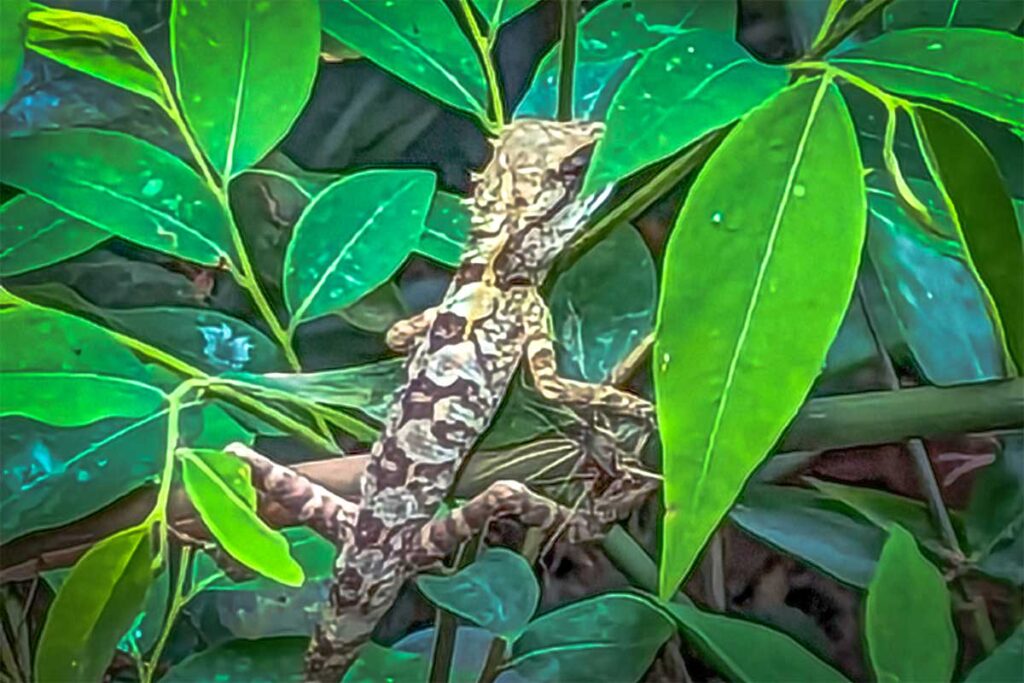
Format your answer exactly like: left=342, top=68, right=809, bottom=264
left=385, top=306, right=438, bottom=353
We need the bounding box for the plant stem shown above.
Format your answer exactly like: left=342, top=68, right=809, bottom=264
left=476, top=637, right=507, bottom=683
left=805, top=0, right=895, bottom=59
left=142, top=546, right=194, bottom=683
left=459, top=0, right=505, bottom=129
left=556, top=0, right=579, bottom=121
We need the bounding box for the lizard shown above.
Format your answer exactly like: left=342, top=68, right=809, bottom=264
left=231, top=118, right=658, bottom=681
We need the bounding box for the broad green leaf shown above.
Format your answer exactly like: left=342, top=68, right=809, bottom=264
left=338, top=282, right=409, bottom=333
left=549, top=223, right=656, bottom=382
left=472, top=0, right=542, bottom=29
left=389, top=627, right=492, bottom=683
left=162, top=636, right=307, bottom=682
left=517, top=0, right=736, bottom=120
left=35, top=526, right=154, bottom=683
left=913, top=106, right=1023, bottom=371
left=0, top=129, right=234, bottom=266
left=831, top=29, right=1024, bottom=126
left=655, top=78, right=866, bottom=597
left=731, top=485, right=885, bottom=588
left=965, top=624, right=1024, bottom=683
left=180, top=448, right=304, bottom=587
left=509, top=593, right=673, bottom=682
left=1, top=374, right=164, bottom=426
left=0, top=195, right=108, bottom=276
left=866, top=525, right=957, bottom=683
left=867, top=184, right=1007, bottom=384
left=665, top=602, right=849, bottom=683
left=0, top=0, right=28, bottom=106
left=320, top=0, right=488, bottom=120
left=965, top=435, right=1023, bottom=586
left=884, top=0, right=1023, bottom=31
left=24, top=5, right=170, bottom=108
left=584, top=30, right=787, bottom=192
left=419, top=190, right=471, bottom=267
left=284, top=169, right=435, bottom=326
left=417, top=548, right=539, bottom=640
left=344, top=641, right=430, bottom=683
left=171, top=0, right=320, bottom=178
left=192, top=527, right=336, bottom=592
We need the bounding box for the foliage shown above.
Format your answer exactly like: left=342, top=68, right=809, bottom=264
left=0, top=0, right=1021, bottom=681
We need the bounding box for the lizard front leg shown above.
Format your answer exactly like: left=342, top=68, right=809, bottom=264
left=385, top=305, right=438, bottom=353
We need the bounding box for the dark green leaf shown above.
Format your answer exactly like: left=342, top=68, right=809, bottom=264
left=472, top=0, right=542, bottom=28
left=35, top=526, right=154, bottom=683
left=171, top=0, right=321, bottom=177
left=831, top=29, right=1024, bottom=126
left=181, top=448, right=304, bottom=587
left=0, top=195, right=108, bottom=276
left=343, top=641, right=430, bottom=683
left=284, top=169, right=435, bottom=326
left=417, top=548, right=539, bottom=640
left=516, top=0, right=736, bottom=120
left=884, top=0, right=1023, bottom=31
left=913, top=105, right=1023, bottom=371
left=584, top=30, right=787, bottom=192
left=655, top=78, right=866, bottom=596
left=549, top=223, right=655, bottom=382
left=338, top=282, right=409, bottom=333
left=24, top=5, right=170, bottom=107
left=0, top=129, right=234, bottom=266
left=320, top=0, right=488, bottom=120
left=508, top=593, right=673, bottom=682
left=162, top=636, right=307, bottom=682
left=665, top=602, right=849, bottom=683
left=419, top=190, right=471, bottom=267
left=0, top=0, right=29, bottom=106
left=965, top=624, right=1024, bottom=683
left=866, top=525, right=957, bottom=683
left=966, top=435, right=1023, bottom=585
left=732, top=485, right=885, bottom=588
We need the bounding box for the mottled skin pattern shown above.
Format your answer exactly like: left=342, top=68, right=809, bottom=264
left=304, top=120, right=654, bottom=680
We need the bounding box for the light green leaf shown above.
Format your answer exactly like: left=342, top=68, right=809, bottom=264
left=912, top=105, right=1023, bottom=371
left=472, top=0, right=541, bottom=29
left=192, top=527, right=336, bottom=593
left=180, top=448, right=304, bottom=587
left=508, top=593, right=673, bottom=682
left=24, top=5, right=170, bottom=108
left=162, top=636, right=307, bottom=682
left=655, top=78, right=866, bottom=597
left=884, top=0, right=1023, bottom=31
left=584, top=29, right=787, bottom=192
left=0, top=0, right=29, bottom=106
left=418, top=190, right=471, bottom=267
left=830, top=29, right=1024, bottom=126
left=320, top=0, right=488, bottom=120
left=866, top=525, right=957, bottom=683
left=417, top=548, right=539, bottom=640
left=965, top=624, right=1024, bottom=683
left=665, top=602, right=850, bottom=683
left=1, top=374, right=164, bottom=426
left=284, top=169, right=435, bottom=326
left=35, top=526, right=154, bottom=683
left=0, top=129, right=234, bottom=266
left=0, top=195, right=108, bottom=276
left=171, top=0, right=321, bottom=178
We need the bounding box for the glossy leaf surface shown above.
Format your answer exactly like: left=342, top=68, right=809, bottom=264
left=285, top=169, right=435, bottom=326
left=655, top=79, right=866, bottom=596
left=884, top=0, right=1024, bottom=30
left=0, top=195, right=108, bottom=276
left=0, top=129, right=234, bottom=266
left=472, top=0, right=542, bottom=28
left=0, top=0, right=28, bottom=106
left=866, top=525, right=957, bottom=683
left=419, top=190, right=471, bottom=267
left=172, top=0, right=320, bottom=177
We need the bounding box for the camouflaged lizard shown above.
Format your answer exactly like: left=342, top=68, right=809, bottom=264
left=232, top=119, right=657, bottom=681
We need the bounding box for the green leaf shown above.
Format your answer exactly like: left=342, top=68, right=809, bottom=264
left=417, top=548, right=539, bottom=640
left=472, top=0, right=541, bottom=28
left=418, top=190, right=471, bottom=267
left=731, top=485, right=885, bottom=589
left=965, top=624, right=1024, bottom=683
left=284, top=169, right=435, bottom=326
left=584, top=30, right=787, bottom=192
left=0, top=0, right=28, bottom=106
left=884, top=0, right=1023, bottom=31
left=655, top=78, right=866, bottom=597
left=1, top=374, right=164, bottom=426
left=0, top=195, right=108, bottom=276
left=343, top=641, right=429, bottom=683
left=912, top=105, right=1023, bottom=371
left=866, top=525, right=957, bottom=683
left=162, top=636, right=307, bottom=682
left=180, top=448, right=304, bottom=587
left=35, top=526, right=154, bottom=683
left=0, top=129, right=234, bottom=266
left=664, top=602, right=850, bottom=683
left=866, top=183, right=1008, bottom=384
left=338, top=282, right=409, bottom=333
left=965, top=435, right=1023, bottom=586
left=192, top=527, right=336, bottom=592
left=24, top=5, right=170, bottom=108
left=320, top=0, right=488, bottom=120
left=516, top=0, right=736, bottom=120
left=171, top=0, right=321, bottom=178
left=830, top=29, right=1024, bottom=127
left=549, top=223, right=656, bottom=382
